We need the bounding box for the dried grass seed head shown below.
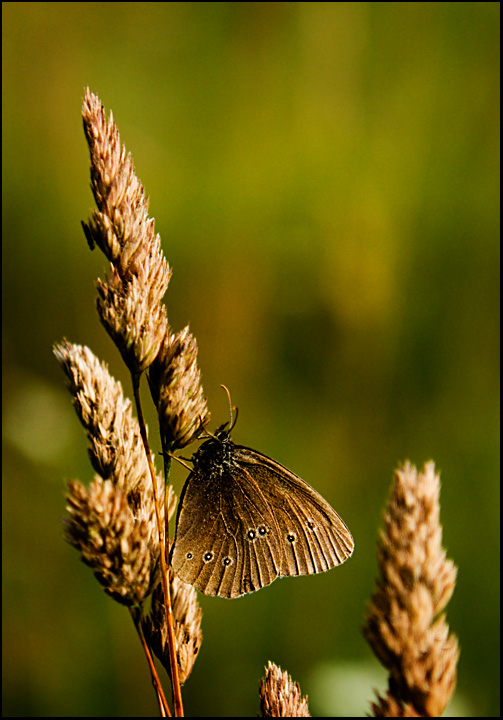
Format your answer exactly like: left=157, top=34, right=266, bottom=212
left=142, top=574, right=203, bottom=685
left=54, top=339, right=176, bottom=605
left=54, top=339, right=156, bottom=494
left=82, top=88, right=172, bottom=374
left=64, top=476, right=161, bottom=606
left=363, top=461, right=459, bottom=717
left=96, top=268, right=169, bottom=375
left=259, top=662, right=310, bottom=717
left=151, top=326, right=210, bottom=450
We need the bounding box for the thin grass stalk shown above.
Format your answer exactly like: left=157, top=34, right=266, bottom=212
left=132, top=373, right=184, bottom=716
left=130, top=606, right=171, bottom=717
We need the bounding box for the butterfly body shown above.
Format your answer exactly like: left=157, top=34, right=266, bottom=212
left=171, top=425, right=354, bottom=598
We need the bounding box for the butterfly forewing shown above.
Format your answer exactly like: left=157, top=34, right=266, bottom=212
left=171, top=462, right=284, bottom=597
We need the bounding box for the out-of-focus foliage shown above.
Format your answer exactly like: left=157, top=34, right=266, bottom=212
left=3, top=3, right=499, bottom=717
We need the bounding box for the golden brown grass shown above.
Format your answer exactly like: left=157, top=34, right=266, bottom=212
left=363, top=462, right=459, bottom=717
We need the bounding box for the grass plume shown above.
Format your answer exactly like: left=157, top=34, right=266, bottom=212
left=363, top=461, right=459, bottom=717
left=55, top=89, right=210, bottom=716
left=259, top=662, right=311, bottom=717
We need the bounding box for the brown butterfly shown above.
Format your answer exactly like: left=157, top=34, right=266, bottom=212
left=170, top=422, right=354, bottom=598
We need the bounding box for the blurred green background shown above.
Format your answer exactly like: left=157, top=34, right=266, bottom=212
left=2, top=2, right=499, bottom=717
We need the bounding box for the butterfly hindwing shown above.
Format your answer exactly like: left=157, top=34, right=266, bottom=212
left=232, top=446, right=354, bottom=576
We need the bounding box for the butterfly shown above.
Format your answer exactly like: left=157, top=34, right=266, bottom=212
left=170, top=422, right=354, bottom=598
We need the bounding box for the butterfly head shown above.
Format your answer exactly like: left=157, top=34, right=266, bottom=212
left=189, top=386, right=239, bottom=474
left=191, top=423, right=236, bottom=474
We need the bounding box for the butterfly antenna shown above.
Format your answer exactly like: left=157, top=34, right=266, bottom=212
left=230, top=404, right=239, bottom=431
left=220, top=384, right=239, bottom=431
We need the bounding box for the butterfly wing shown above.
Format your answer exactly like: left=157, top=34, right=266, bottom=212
left=171, top=463, right=285, bottom=598
left=171, top=442, right=354, bottom=598
left=232, top=446, right=354, bottom=577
